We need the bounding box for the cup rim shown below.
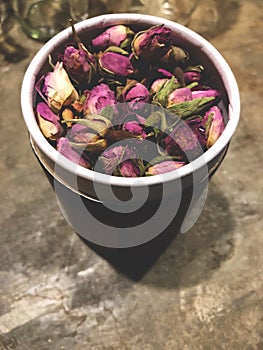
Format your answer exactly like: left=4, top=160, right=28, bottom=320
left=21, top=13, right=240, bottom=188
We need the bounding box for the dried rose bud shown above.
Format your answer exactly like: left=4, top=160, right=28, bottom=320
left=99, top=49, right=134, bottom=78
left=184, top=71, right=201, bottom=84
left=68, top=123, right=99, bottom=144
left=150, top=78, right=169, bottom=94
left=36, top=102, right=63, bottom=140
left=84, top=83, right=116, bottom=115
left=63, top=44, right=96, bottom=85
left=192, top=89, right=220, bottom=99
left=43, top=62, right=79, bottom=113
left=167, top=95, right=216, bottom=118
left=184, top=70, right=202, bottom=84
left=159, top=131, right=181, bottom=156
left=65, top=115, right=112, bottom=138
left=184, top=65, right=204, bottom=84
left=57, top=137, right=91, bottom=168
left=62, top=117, right=109, bottom=153
left=161, top=46, right=189, bottom=66
left=121, top=80, right=149, bottom=107
left=160, top=117, right=206, bottom=157
left=167, top=87, right=192, bottom=105
left=153, top=76, right=180, bottom=107
left=146, top=157, right=185, bottom=175
left=98, top=145, right=130, bottom=175
left=203, top=106, right=224, bottom=148
left=123, top=121, right=147, bottom=139
left=172, top=119, right=201, bottom=152
left=116, top=159, right=142, bottom=177
left=92, top=25, right=134, bottom=51
left=70, top=138, right=107, bottom=154
left=132, top=25, right=171, bottom=63
left=186, top=117, right=207, bottom=150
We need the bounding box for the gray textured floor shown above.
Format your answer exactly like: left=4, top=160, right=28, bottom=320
left=0, top=1, right=262, bottom=349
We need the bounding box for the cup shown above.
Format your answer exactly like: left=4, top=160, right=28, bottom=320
left=21, top=14, right=240, bottom=248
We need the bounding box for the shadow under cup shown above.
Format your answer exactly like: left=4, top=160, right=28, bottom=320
left=21, top=14, right=240, bottom=249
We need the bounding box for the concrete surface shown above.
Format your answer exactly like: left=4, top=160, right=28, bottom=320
left=0, top=0, right=262, bottom=349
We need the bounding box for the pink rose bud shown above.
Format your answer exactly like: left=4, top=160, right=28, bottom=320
left=153, top=76, right=180, bottom=107
left=123, top=121, right=147, bottom=139
left=63, top=44, right=96, bottom=85
left=68, top=123, right=99, bottom=144
left=121, top=80, right=149, bottom=107
left=150, top=78, right=169, bottom=94
left=98, top=145, right=131, bottom=175
left=184, top=71, right=201, bottom=84
left=43, top=62, right=79, bottom=113
left=57, top=137, right=91, bottom=168
left=185, top=117, right=207, bottom=150
left=132, top=25, right=172, bottom=63
left=84, top=83, right=116, bottom=115
left=92, top=25, right=134, bottom=51
left=36, top=102, right=63, bottom=140
left=64, top=116, right=112, bottom=138
left=167, top=87, right=192, bottom=106
left=117, top=159, right=141, bottom=177
left=203, top=106, right=225, bottom=147
left=99, top=51, right=134, bottom=77
left=183, top=65, right=204, bottom=84
left=192, top=89, right=220, bottom=99
left=146, top=159, right=185, bottom=175
left=160, top=117, right=206, bottom=157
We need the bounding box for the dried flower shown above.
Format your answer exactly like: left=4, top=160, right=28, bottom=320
left=132, top=25, right=171, bottom=63
left=65, top=115, right=112, bottom=138
left=184, top=71, right=201, bottom=84
left=97, top=145, right=130, bottom=175
left=57, top=137, right=91, bottom=168
left=192, top=89, right=220, bottom=99
left=83, top=83, right=116, bottom=115
left=167, top=96, right=217, bottom=119
left=43, top=62, right=79, bottom=113
left=153, top=77, right=180, bottom=107
left=63, top=44, right=96, bottom=85
left=167, top=87, right=192, bottom=105
left=160, top=117, right=207, bottom=158
left=36, top=102, right=63, bottom=140
left=146, top=157, right=185, bottom=175
left=99, top=49, right=134, bottom=77
left=92, top=25, right=134, bottom=51
left=116, top=159, right=142, bottom=177
left=121, top=80, right=149, bottom=107
left=68, top=123, right=99, bottom=144
left=123, top=121, right=147, bottom=139
left=150, top=78, right=169, bottom=94
left=203, top=106, right=224, bottom=147
left=161, top=46, right=189, bottom=66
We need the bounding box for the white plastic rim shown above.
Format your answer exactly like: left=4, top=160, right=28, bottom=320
left=21, top=13, right=240, bottom=189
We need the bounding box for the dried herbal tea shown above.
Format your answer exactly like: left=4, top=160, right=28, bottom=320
left=35, top=23, right=225, bottom=177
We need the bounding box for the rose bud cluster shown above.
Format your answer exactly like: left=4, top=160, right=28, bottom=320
left=34, top=23, right=225, bottom=176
